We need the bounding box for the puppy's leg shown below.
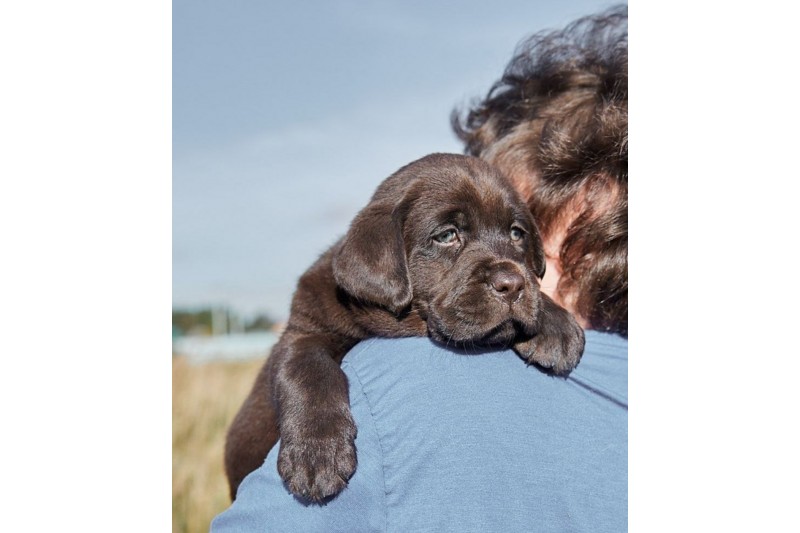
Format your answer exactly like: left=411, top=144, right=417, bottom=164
left=514, top=293, right=585, bottom=375
left=270, top=330, right=359, bottom=502
left=224, top=364, right=281, bottom=500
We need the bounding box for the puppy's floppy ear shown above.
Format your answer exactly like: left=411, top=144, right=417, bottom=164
left=332, top=200, right=412, bottom=314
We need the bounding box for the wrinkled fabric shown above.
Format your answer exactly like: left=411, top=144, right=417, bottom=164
left=212, top=330, right=627, bottom=533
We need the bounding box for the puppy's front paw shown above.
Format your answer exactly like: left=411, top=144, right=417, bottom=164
left=277, top=410, right=357, bottom=503
left=514, top=294, right=585, bottom=375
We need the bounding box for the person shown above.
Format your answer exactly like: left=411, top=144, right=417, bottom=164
left=212, top=5, right=627, bottom=532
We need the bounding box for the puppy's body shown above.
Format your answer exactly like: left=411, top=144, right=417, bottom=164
left=225, top=154, right=585, bottom=502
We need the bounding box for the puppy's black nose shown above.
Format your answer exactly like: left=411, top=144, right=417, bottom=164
left=489, top=270, right=525, bottom=303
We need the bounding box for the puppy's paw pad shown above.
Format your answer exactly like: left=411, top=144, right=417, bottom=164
left=277, top=426, right=357, bottom=502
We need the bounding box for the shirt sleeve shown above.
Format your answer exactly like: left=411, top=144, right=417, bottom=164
left=210, top=358, right=386, bottom=533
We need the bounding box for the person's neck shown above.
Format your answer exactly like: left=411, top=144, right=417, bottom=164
left=540, top=252, right=589, bottom=330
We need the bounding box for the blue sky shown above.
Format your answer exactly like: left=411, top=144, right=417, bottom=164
left=173, top=0, right=622, bottom=320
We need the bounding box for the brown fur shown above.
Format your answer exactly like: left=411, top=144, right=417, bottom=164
left=224, top=153, right=585, bottom=502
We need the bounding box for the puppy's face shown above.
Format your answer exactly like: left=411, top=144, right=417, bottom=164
left=333, top=153, right=546, bottom=347
left=401, top=162, right=543, bottom=346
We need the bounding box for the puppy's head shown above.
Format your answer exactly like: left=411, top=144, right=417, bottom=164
left=333, top=153, right=546, bottom=347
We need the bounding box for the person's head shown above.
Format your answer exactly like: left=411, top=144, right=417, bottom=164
left=452, top=5, right=627, bottom=336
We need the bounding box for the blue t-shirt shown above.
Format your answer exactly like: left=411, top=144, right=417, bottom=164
left=212, top=330, right=627, bottom=532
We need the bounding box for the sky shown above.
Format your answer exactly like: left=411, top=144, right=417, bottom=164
left=173, top=0, right=623, bottom=321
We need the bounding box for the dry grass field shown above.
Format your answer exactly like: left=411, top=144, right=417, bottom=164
left=172, top=355, right=264, bottom=533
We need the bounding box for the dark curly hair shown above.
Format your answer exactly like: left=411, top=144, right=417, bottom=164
left=452, top=5, right=628, bottom=336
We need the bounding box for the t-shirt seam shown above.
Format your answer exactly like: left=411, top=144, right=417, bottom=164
left=343, top=343, right=389, bottom=532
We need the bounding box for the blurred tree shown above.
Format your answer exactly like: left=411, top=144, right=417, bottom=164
left=245, top=314, right=275, bottom=332
left=172, top=309, right=213, bottom=336
left=172, top=308, right=276, bottom=336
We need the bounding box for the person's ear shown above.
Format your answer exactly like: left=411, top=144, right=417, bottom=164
left=332, top=201, right=412, bottom=314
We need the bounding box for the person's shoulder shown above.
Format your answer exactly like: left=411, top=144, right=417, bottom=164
left=341, top=336, right=522, bottom=383
left=584, top=329, right=628, bottom=355
left=572, top=329, right=628, bottom=406
left=345, top=335, right=433, bottom=361
left=343, top=336, right=443, bottom=370
left=340, top=336, right=545, bottom=414
left=342, top=331, right=626, bottom=375
left=341, top=337, right=456, bottom=394
left=341, top=332, right=627, bottom=408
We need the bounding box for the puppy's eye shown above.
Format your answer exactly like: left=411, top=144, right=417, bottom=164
left=434, top=229, right=458, bottom=245
left=510, top=226, right=525, bottom=242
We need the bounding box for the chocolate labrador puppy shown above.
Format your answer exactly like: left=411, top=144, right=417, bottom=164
left=225, top=153, right=585, bottom=502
